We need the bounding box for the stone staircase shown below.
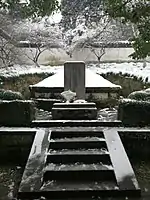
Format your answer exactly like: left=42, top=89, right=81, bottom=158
left=18, top=127, right=141, bottom=199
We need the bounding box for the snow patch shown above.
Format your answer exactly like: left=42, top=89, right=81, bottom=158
left=0, top=62, right=150, bottom=83
left=33, top=68, right=121, bottom=88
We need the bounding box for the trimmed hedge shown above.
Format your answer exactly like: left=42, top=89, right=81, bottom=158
left=0, top=89, right=23, bottom=100
left=1, top=72, right=54, bottom=99
left=101, top=72, right=150, bottom=97
left=128, top=88, right=150, bottom=101
left=34, top=98, right=62, bottom=111
left=0, top=100, right=35, bottom=126
left=118, top=98, right=150, bottom=127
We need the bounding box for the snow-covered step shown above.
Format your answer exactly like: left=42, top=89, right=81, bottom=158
left=18, top=128, right=140, bottom=199
left=43, top=163, right=114, bottom=181
left=43, top=166, right=115, bottom=181
left=49, top=138, right=107, bottom=149
left=50, top=130, right=104, bottom=138
left=46, top=151, right=111, bottom=165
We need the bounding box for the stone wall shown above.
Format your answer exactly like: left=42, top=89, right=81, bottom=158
left=13, top=47, right=150, bottom=66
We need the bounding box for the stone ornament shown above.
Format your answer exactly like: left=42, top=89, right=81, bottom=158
left=61, top=90, right=76, bottom=103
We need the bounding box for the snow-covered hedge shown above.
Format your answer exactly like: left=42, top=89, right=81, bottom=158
left=0, top=89, right=23, bottom=100
left=128, top=88, right=150, bottom=101
left=101, top=72, right=149, bottom=97
left=118, top=98, right=150, bottom=126
left=0, top=100, right=35, bottom=126
left=35, top=98, right=62, bottom=111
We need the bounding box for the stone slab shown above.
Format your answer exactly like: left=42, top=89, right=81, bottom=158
left=31, top=120, right=122, bottom=127
left=64, top=61, right=85, bottom=99
left=46, top=153, right=111, bottom=164
left=43, top=169, right=115, bottom=181
left=53, top=102, right=96, bottom=108
left=49, top=140, right=107, bottom=150
left=51, top=130, right=104, bottom=138
left=104, top=129, right=140, bottom=191
left=31, top=68, right=121, bottom=89
left=52, top=107, right=97, bottom=120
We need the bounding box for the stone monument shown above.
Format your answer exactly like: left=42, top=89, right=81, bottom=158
left=52, top=61, right=97, bottom=120
left=64, top=61, right=85, bottom=100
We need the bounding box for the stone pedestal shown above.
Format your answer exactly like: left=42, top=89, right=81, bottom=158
left=52, top=102, right=97, bottom=120
left=64, top=61, right=85, bottom=100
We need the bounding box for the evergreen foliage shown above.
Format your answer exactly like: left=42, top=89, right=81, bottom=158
left=0, top=0, right=60, bottom=18
left=105, top=0, right=150, bottom=59
left=0, top=0, right=149, bottom=58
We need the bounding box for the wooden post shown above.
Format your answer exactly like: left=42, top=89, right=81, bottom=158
left=64, top=61, right=85, bottom=99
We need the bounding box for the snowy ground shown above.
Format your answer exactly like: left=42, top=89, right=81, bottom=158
left=88, top=62, right=150, bottom=82
left=0, top=62, right=150, bottom=82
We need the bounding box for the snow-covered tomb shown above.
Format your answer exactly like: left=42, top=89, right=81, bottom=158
left=29, top=67, right=121, bottom=102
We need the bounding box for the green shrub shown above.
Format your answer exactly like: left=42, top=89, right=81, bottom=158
left=101, top=72, right=150, bottom=97
left=0, top=89, right=23, bottom=100
left=118, top=98, right=150, bottom=126
left=128, top=90, right=150, bottom=101
left=0, top=100, right=35, bottom=126
left=1, top=72, right=54, bottom=99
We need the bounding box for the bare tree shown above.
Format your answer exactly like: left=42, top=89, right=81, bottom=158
left=0, top=36, right=21, bottom=68
left=24, top=43, right=50, bottom=67
left=0, top=11, right=23, bottom=68
left=15, top=20, right=63, bottom=66
left=62, top=12, right=114, bottom=61
left=89, top=46, right=105, bottom=62
left=0, top=38, right=13, bottom=67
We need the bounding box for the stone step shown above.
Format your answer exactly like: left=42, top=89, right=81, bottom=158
left=41, top=180, right=118, bottom=192
left=51, top=130, right=104, bottom=139
left=31, top=120, right=122, bottom=127
left=49, top=139, right=107, bottom=150
left=52, top=107, right=97, bottom=120
left=50, top=137, right=105, bottom=142
left=46, top=152, right=111, bottom=164
left=18, top=128, right=141, bottom=200
left=48, top=149, right=108, bottom=155
left=39, top=180, right=140, bottom=199
left=19, top=180, right=121, bottom=199
left=45, top=163, right=113, bottom=171
left=43, top=169, right=115, bottom=182
left=53, top=102, right=96, bottom=108
left=43, top=163, right=114, bottom=181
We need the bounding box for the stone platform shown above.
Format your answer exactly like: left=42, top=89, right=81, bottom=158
left=52, top=102, right=97, bottom=120
left=29, top=68, right=121, bottom=102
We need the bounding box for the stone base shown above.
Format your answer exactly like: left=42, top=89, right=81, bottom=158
left=52, top=103, right=97, bottom=120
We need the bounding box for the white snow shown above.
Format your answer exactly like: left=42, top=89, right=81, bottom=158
left=0, top=62, right=150, bottom=83
left=88, top=62, right=150, bottom=82
left=19, top=0, right=62, bottom=24
left=49, top=11, right=62, bottom=24
left=0, top=65, right=63, bottom=78
left=33, top=68, right=121, bottom=88
left=47, top=0, right=62, bottom=24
